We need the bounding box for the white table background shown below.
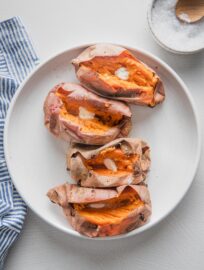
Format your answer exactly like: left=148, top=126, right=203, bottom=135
left=1, top=0, right=204, bottom=269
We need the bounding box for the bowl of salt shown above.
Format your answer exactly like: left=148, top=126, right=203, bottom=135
left=147, top=0, right=204, bottom=54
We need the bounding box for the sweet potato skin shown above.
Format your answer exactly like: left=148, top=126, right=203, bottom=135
left=67, top=138, right=151, bottom=187
left=47, top=183, right=152, bottom=238
left=72, top=44, right=165, bottom=107
left=43, top=83, right=132, bottom=145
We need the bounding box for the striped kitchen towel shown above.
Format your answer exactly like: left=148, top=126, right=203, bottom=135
left=0, top=17, right=39, bottom=269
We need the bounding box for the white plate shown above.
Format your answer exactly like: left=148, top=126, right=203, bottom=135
left=4, top=44, right=201, bottom=239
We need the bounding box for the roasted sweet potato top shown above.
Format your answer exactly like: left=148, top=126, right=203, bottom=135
left=55, top=86, right=126, bottom=135
left=73, top=187, right=143, bottom=225
left=72, top=44, right=165, bottom=107
left=80, top=51, right=158, bottom=93
left=84, top=146, right=139, bottom=175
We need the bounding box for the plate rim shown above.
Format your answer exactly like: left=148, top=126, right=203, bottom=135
left=4, top=43, right=202, bottom=240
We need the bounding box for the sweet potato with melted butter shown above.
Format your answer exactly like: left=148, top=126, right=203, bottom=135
left=47, top=183, right=151, bottom=237
left=67, top=138, right=150, bottom=187
left=72, top=44, right=165, bottom=107
left=44, top=83, right=132, bottom=145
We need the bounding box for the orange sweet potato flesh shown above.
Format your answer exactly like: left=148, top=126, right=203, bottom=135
left=74, top=188, right=143, bottom=225
left=72, top=44, right=165, bottom=107
left=68, top=138, right=150, bottom=187
left=81, top=51, right=158, bottom=93
left=44, top=83, right=132, bottom=145
left=85, top=146, right=139, bottom=175
left=47, top=183, right=152, bottom=237
left=56, top=88, right=123, bottom=135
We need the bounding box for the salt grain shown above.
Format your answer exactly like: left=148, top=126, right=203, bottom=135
left=151, top=0, right=204, bottom=52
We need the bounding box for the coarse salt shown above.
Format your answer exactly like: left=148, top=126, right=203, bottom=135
left=151, top=0, right=204, bottom=52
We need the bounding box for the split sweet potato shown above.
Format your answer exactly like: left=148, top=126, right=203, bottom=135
left=47, top=183, right=151, bottom=237
left=44, top=83, right=132, bottom=145
left=72, top=43, right=165, bottom=107
left=67, top=138, right=150, bottom=187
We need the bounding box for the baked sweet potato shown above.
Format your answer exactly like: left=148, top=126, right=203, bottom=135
left=67, top=138, right=150, bottom=187
left=47, top=183, right=151, bottom=237
left=44, top=83, right=132, bottom=145
left=72, top=44, right=165, bottom=107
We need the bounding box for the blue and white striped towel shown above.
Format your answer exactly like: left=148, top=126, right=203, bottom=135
left=0, top=17, right=39, bottom=268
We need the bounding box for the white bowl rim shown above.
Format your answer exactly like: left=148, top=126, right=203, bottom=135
left=147, top=0, right=204, bottom=55
left=4, top=43, right=202, bottom=240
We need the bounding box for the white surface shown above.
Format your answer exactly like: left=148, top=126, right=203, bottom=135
left=5, top=44, right=200, bottom=239
left=1, top=0, right=204, bottom=269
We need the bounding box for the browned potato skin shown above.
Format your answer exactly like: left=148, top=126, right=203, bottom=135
left=67, top=138, right=151, bottom=187
left=47, top=183, right=152, bottom=238
left=43, top=83, right=132, bottom=145
left=72, top=44, right=165, bottom=107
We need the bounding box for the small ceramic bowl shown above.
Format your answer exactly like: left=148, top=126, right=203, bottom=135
left=147, top=0, right=204, bottom=54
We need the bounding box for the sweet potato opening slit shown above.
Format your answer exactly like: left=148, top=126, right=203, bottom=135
left=56, top=87, right=124, bottom=134
left=81, top=51, right=158, bottom=92
left=84, top=146, right=139, bottom=176
left=73, top=188, right=144, bottom=225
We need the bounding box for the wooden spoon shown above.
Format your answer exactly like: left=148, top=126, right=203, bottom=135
left=175, top=0, right=204, bottom=23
